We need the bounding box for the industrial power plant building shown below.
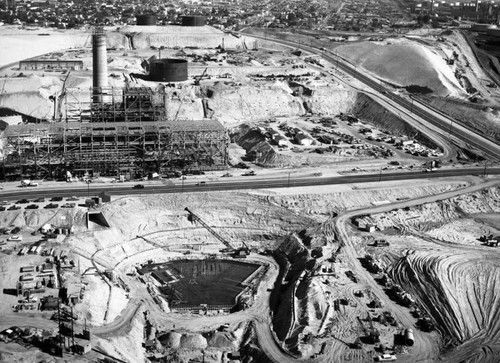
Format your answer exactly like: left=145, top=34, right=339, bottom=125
left=1, top=28, right=228, bottom=180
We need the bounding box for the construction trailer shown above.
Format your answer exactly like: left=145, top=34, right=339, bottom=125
left=1, top=87, right=229, bottom=180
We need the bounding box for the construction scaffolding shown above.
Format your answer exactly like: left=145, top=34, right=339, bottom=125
left=2, top=87, right=228, bottom=180
left=64, top=87, right=167, bottom=123
left=2, top=120, right=228, bottom=180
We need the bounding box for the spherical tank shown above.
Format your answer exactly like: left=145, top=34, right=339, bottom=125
left=149, top=59, right=188, bottom=82
left=136, top=14, right=157, bottom=26
left=181, top=16, right=206, bottom=27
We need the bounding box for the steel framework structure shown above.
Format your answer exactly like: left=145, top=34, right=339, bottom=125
left=2, top=120, right=228, bottom=179
left=2, top=87, right=228, bottom=180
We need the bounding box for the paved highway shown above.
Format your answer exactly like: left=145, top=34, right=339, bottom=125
left=241, top=30, right=500, bottom=161
left=0, top=168, right=497, bottom=201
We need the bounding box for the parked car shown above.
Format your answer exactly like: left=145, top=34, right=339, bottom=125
left=0, top=201, right=9, bottom=205
left=221, top=173, right=233, bottom=177
left=16, top=199, right=30, bottom=204
left=26, top=204, right=39, bottom=210
left=7, top=235, right=22, bottom=242
left=33, top=198, right=45, bottom=203
left=195, top=181, right=207, bottom=186
left=133, top=184, right=145, bottom=189
left=50, top=197, right=63, bottom=201
left=0, top=207, right=5, bottom=212
left=11, top=227, right=21, bottom=234
left=66, top=196, right=79, bottom=201
left=44, top=203, right=58, bottom=209
left=61, top=203, right=76, bottom=208
left=8, top=205, right=21, bottom=210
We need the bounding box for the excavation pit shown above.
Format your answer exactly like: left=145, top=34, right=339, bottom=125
left=140, top=259, right=261, bottom=309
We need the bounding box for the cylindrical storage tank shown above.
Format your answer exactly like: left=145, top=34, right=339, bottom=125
left=181, top=16, right=206, bottom=27
left=92, top=29, right=108, bottom=103
left=149, top=59, right=188, bottom=82
left=136, top=14, right=157, bottom=26
left=405, top=328, right=414, bottom=346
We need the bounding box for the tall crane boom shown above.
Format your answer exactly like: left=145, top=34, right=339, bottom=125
left=185, top=207, right=234, bottom=251
left=184, top=207, right=249, bottom=254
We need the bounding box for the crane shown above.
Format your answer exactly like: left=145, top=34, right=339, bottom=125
left=193, top=67, right=208, bottom=86
left=184, top=207, right=250, bottom=257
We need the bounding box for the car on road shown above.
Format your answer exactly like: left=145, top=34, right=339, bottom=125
left=50, top=197, right=63, bottom=201
left=221, top=173, right=233, bottom=177
left=33, top=198, right=45, bottom=203
left=16, top=199, right=30, bottom=204
left=26, top=204, right=39, bottom=210
left=8, top=205, right=21, bottom=210
left=374, top=354, right=397, bottom=362
left=44, top=203, right=58, bottom=209
left=242, top=170, right=256, bottom=176
left=195, top=181, right=207, bottom=186
left=133, top=184, right=145, bottom=189
left=7, top=235, right=22, bottom=242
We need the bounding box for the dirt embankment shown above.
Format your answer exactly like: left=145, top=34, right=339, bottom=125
left=270, top=229, right=332, bottom=357
left=351, top=93, right=439, bottom=150
left=426, top=96, right=500, bottom=143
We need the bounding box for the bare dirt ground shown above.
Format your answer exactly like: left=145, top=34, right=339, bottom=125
left=3, top=176, right=498, bottom=363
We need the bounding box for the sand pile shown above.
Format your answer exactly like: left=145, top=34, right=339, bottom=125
left=159, top=331, right=182, bottom=348
left=336, top=39, right=465, bottom=97
left=180, top=333, right=208, bottom=349
left=206, top=332, right=238, bottom=349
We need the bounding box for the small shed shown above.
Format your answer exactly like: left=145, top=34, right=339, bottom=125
left=295, top=133, right=313, bottom=146
left=365, top=224, right=376, bottom=233
left=275, top=135, right=288, bottom=147
left=72, top=339, right=92, bottom=355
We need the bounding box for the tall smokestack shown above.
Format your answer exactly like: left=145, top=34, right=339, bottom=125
left=92, top=27, right=108, bottom=103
